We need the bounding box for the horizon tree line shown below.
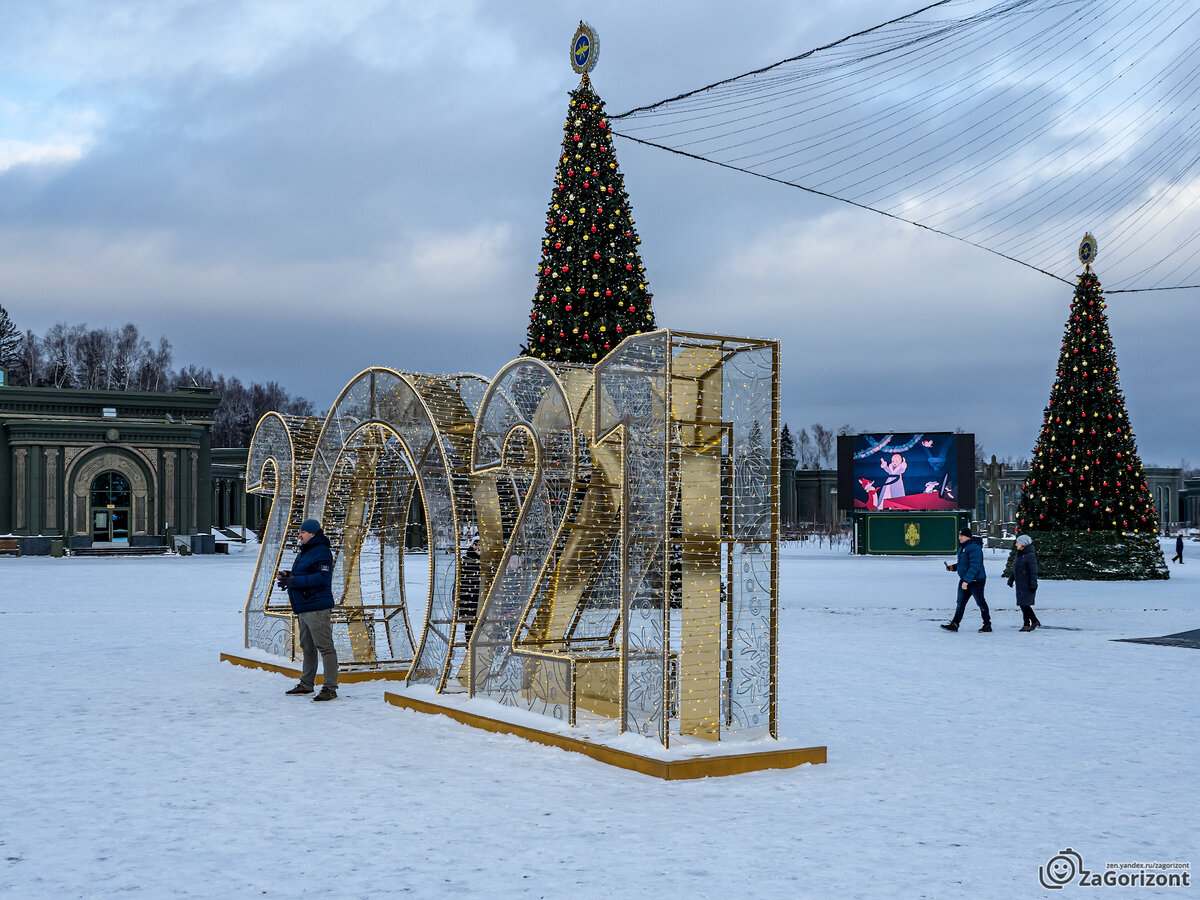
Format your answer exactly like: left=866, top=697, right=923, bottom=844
left=0, top=304, right=312, bottom=448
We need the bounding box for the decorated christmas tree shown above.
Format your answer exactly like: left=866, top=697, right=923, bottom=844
left=521, top=23, right=655, bottom=364
left=1009, top=235, right=1168, bottom=580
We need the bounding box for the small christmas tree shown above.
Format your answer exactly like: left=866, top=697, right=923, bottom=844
left=780, top=423, right=796, bottom=461
left=1010, top=237, right=1167, bottom=580
left=0, top=303, right=21, bottom=370
left=522, top=24, right=655, bottom=364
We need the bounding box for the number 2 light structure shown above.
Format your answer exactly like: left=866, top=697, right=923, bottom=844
left=243, top=330, right=780, bottom=747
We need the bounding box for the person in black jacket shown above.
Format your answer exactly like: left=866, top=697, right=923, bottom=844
left=941, top=526, right=991, bottom=632
left=1172, top=533, right=1184, bottom=564
left=276, top=518, right=339, bottom=701
left=1007, top=534, right=1041, bottom=631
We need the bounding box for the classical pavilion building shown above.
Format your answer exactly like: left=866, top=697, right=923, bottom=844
left=0, top=366, right=221, bottom=554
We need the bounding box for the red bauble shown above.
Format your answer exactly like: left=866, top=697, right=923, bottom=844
left=616, top=325, right=623, bottom=332
left=565, top=304, right=572, bottom=311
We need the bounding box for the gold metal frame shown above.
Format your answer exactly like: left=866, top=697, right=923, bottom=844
left=241, top=329, right=781, bottom=748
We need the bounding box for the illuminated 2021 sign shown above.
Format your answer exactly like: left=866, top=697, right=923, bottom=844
left=244, top=329, right=778, bottom=747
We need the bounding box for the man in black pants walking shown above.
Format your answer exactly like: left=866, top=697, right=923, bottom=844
left=941, top=526, right=991, bottom=632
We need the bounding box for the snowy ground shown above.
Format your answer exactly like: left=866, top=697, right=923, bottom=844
left=4, top=539, right=1196, bottom=898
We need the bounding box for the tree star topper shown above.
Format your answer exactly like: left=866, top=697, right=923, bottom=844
left=571, top=22, right=599, bottom=75
left=1078, top=232, right=1098, bottom=269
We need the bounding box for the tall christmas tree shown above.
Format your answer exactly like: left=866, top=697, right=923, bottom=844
left=1010, top=235, right=1168, bottom=580
left=522, top=23, right=655, bottom=364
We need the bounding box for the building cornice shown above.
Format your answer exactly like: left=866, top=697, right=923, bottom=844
left=0, top=386, right=220, bottom=421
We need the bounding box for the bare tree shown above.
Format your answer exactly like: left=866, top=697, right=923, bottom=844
left=812, top=423, right=834, bottom=469
left=43, top=322, right=85, bottom=388
left=12, top=331, right=42, bottom=385
left=131, top=336, right=172, bottom=392
left=75, top=327, right=115, bottom=389
left=796, top=427, right=816, bottom=468
left=110, top=323, right=143, bottom=390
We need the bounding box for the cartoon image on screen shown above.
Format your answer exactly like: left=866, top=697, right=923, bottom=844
left=850, top=434, right=959, bottom=510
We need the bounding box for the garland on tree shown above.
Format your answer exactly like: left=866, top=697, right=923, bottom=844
left=1008, top=265, right=1167, bottom=580
left=521, top=74, right=656, bottom=364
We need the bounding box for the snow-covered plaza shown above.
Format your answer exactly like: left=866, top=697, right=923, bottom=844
left=4, top=539, right=1196, bottom=898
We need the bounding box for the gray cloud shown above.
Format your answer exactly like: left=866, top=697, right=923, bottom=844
left=0, top=1, right=1195, bottom=467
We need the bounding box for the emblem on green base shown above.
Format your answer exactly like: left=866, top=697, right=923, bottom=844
left=904, top=523, right=920, bottom=547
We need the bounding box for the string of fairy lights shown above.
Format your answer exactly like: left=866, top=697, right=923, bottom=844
left=609, top=0, right=1200, bottom=293
left=243, top=333, right=779, bottom=747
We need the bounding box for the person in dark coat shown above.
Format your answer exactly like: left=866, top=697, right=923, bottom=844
left=276, top=518, right=339, bottom=701
left=1007, top=533, right=1041, bottom=631
left=941, top=526, right=991, bottom=632
left=1172, top=533, right=1184, bottom=564
left=459, top=537, right=481, bottom=642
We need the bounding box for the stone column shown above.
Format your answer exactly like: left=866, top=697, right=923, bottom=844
left=14, top=448, right=27, bottom=531
left=164, top=452, right=176, bottom=532
left=45, top=448, right=59, bottom=533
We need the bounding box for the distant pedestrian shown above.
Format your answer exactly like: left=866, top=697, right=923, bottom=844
left=1172, top=534, right=1184, bottom=564
left=1007, top=534, right=1041, bottom=631
left=941, top=526, right=991, bottom=632
left=276, top=518, right=339, bottom=701
left=459, top=537, right=481, bottom=641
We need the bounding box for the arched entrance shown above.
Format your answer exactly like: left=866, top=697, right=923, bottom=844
left=67, top=448, right=155, bottom=541
left=90, top=471, right=132, bottom=544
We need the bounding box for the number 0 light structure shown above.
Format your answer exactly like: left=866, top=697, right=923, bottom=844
left=240, top=329, right=781, bottom=749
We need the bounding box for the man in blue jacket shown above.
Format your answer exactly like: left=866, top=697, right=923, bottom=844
left=940, top=526, right=991, bottom=633
left=276, top=518, right=339, bottom=700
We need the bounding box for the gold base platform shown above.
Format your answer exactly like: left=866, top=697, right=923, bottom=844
left=384, top=691, right=826, bottom=779
left=220, top=652, right=411, bottom=684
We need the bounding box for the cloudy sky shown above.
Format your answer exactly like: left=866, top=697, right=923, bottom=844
left=1, top=0, right=1196, bottom=467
